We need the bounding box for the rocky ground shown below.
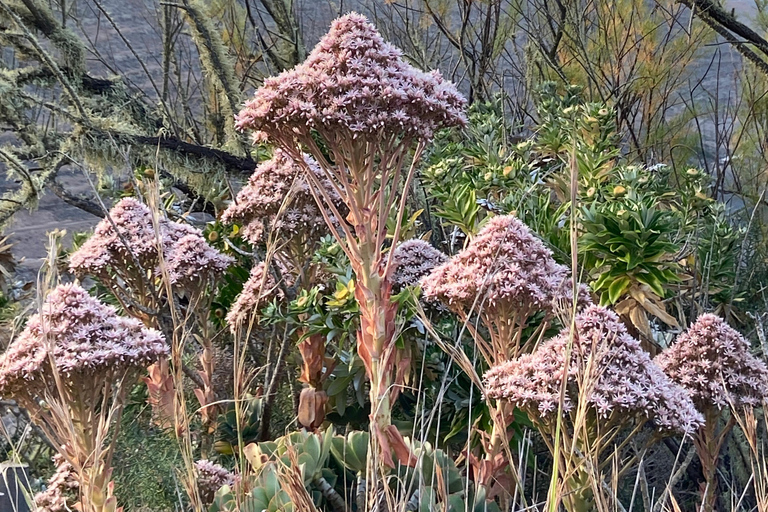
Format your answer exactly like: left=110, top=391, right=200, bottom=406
left=1, top=170, right=100, bottom=278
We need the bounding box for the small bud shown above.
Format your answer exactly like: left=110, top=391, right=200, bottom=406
left=613, top=185, right=627, bottom=197
left=208, top=231, right=219, bottom=242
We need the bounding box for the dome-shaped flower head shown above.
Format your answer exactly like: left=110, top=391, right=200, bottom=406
left=221, top=150, right=343, bottom=245
left=226, top=262, right=284, bottom=332
left=422, top=215, right=573, bottom=319
left=235, top=13, right=467, bottom=145
left=69, top=198, right=161, bottom=275
left=70, top=198, right=230, bottom=291
left=390, top=239, right=448, bottom=292
left=165, top=233, right=234, bottom=292
left=655, top=314, right=768, bottom=411
left=484, top=306, right=703, bottom=435
left=195, top=459, right=236, bottom=505
left=0, top=283, right=167, bottom=400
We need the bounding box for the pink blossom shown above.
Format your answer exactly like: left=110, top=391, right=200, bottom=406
left=655, top=314, right=768, bottom=410
left=390, top=239, right=448, bottom=292
left=221, top=150, right=343, bottom=245
left=0, top=283, right=167, bottom=399
left=226, top=262, right=283, bottom=331
left=70, top=198, right=231, bottom=293
left=484, top=306, right=703, bottom=434
left=69, top=198, right=162, bottom=275
left=34, top=455, right=78, bottom=512
left=235, top=13, right=466, bottom=144
left=195, top=459, right=236, bottom=505
left=421, top=215, right=580, bottom=318
left=166, top=233, right=234, bottom=291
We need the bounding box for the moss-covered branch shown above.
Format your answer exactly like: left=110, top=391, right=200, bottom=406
left=175, top=0, right=245, bottom=152
left=0, top=0, right=264, bottom=223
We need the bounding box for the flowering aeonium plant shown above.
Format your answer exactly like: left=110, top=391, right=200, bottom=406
left=0, top=283, right=167, bottom=398
left=165, top=233, right=234, bottom=296
left=422, top=214, right=586, bottom=362
left=70, top=197, right=232, bottom=321
left=34, top=455, right=78, bottom=512
left=390, top=238, right=448, bottom=293
left=484, top=305, right=701, bottom=436
left=655, top=313, right=768, bottom=411
left=0, top=283, right=167, bottom=512
left=221, top=150, right=342, bottom=249
left=655, top=314, right=768, bottom=512
left=69, top=197, right=233, bottom=443
left=221, top=150, right=345, bottom=291
left=226, top=261, right=284, bottom=333
left=235, top=12, right=466, bottom=468
left=484, top=305, right=701, bottom=512
left=195, top=459, right=237, bottom=505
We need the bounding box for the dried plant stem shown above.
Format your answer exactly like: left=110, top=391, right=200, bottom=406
left=733, top=405, right=768, bottom=512
left=260, top=322, right=291, bottom=440
left=693, top=410, right=736, bottom=512
left=548, top=121, right=582, bottom=512
left=146, top=177, right=203, bottom=512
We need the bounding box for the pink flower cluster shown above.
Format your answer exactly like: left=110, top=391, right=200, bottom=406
left=34, top=455, right=78, bottom=512
left=226, top=262, right=283, bottom=331
left=421, top=215, right=574, bottom=318
left=390, top=239, right=448, bottom=291
left=195, top=459, right=236, bottom=505
left=69, top=197, right=169, bottom=273
left=0, top=283, right=167, bottom=398
left=221, top=150, right=341, bottom=245
left=484, top=306, right=703, bottom=434
left=656, top=314, right=768, bottom=410
left=234, top=13, right=466, bottom=144
left=69, top=198, right=232, bottom=291
left=165, top=234, right=234, bottom=291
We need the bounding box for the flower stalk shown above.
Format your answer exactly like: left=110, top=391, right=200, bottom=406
left=235, top=12, right=466, bottom=469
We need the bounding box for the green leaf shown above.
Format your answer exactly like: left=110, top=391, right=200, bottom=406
left=303, top=433, right=321, bottom=465
left=636, top=272, right=664, bottom=297
left=334, top=393, right=346, bottom=416
left=607, top=276, right=631, bottom=303
left=326, top=375, right=352, bottom=397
